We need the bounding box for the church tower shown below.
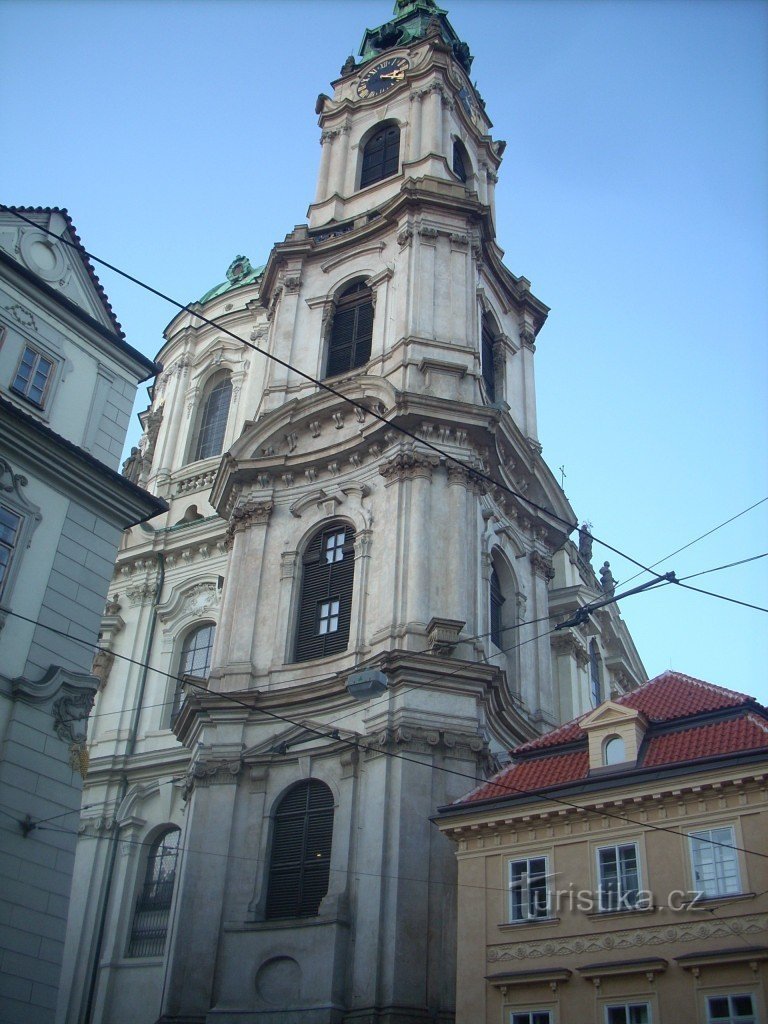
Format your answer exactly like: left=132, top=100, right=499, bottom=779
left=58, top=4, right=645, bottom=1023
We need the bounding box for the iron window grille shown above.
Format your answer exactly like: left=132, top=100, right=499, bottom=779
left=325, top=282, right=373, bottom=378
left=265, top=780, right=334, bottom=919
left=194, top=376, right=232, bottom=461
left=12, top=344, right=54, bottom=406
left=508, top=856, right=550, bottom=921
left=597, top=842, right=641, bottom=911
left=707, top=995, right=756, bottom=1023
left=127, top=827, right=181, bottom=957
left=689, top=827, right=741, bottom=898
left=294, top=523, right=355, bottom=662
left=360, top=124, right=400, bottom=188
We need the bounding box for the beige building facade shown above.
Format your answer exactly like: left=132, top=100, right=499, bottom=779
left=436, top=671, right=768, bottom=1024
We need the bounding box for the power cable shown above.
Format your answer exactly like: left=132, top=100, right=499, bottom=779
left=1, top=205, right=667, bottom=582
left=678, top=553, right=768, bottom=582
left=4, top=602, right=767, bottom=862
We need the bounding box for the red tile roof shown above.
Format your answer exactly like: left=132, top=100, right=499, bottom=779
left=454, top=673, right=767, bottom=807
left=462, top=751, right=589, bottom=804
left=515, top=671, right=752, bottom=753
left=643, top=714, right=768, bottom=767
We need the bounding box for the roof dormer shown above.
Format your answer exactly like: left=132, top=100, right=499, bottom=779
left=581, top=701, right=648, bottom=771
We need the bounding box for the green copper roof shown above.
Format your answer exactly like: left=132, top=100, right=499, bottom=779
left=198, top=255, right=264, bottom=305
left=357, top=0, right=472, bottom=71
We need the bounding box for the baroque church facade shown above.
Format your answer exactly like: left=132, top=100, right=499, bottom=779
left=58, top=3, right=645, bottom=1022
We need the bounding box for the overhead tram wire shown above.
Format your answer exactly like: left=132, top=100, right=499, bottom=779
left=2, top=206, right=666, bottom=584
left=620, top=496, right=768, bottom=588
left=10, top=207, right=768, bottom=622
left=3, top=603, right=766, bottom=865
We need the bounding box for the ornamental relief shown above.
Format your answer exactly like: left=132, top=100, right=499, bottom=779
left=487, top=914, right=768, bottom=963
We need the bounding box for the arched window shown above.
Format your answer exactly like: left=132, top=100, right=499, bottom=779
left=452, top=140, right=469, bottom=183
left=172, top=623, right=215, bottom=723
left=360, top=123, right=400, bottom=188
left=589, top=638, right=602, bottom=706
left=294, top=521, right=355, bottom=663
left=127, top=827, right=181, bottom=957
left=325, top=282, right=373, bottom=378
left=490, top=568, right=504, bottom=648
left=192, top=374, right=232, bottom=461
left=265, top=780, right=334, bottom=919
left=481, top=315, right=497, bottom=403
left=603, top=735, right=626, bottom=766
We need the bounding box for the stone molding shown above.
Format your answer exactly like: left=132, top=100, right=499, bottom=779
left=12, top=665, right=98, bottom=746
left=226, top=500, right=274, bottom=541
left=530, top=550, right=556, bottom=581
left=379, top=450, right=440, bottom=483
left=487, top=913, right=768, bottom=963
left=551, top=632, right=589, bottom=667
left=190, top=757, right=244, bottom=787
left=361, top=723, right=486, bottom=762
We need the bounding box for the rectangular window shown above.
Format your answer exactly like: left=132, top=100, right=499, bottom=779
left=317, top=599, right=340, bottom=635
left=511, top=1014, right=551, bottom=1024
left=0, top=505, right=22, bottom=597
left=508, top=857, right=550, bottom=921
left=598, top=843, right=640, bottom=911
left=11, top=344, right=55, bottom=406
left=690, top=827, right=741, bottom=898
left=707, top=995, right=756, bottom=1023
left=323, top=530, right=346, bottom=564
left=606, top=1006, right=650, bottom=1024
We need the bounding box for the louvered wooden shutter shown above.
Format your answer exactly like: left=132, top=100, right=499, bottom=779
left=265, top=780, right=334, bottom=919
left=360, top=125, right=400, bottom=188
left=481, top=322, right=496, bottom=402
left=326, top=287, right=373, bottom=378
left=490, top=568, right=504, bottom=648
left=294, top=523, right=355, bottom=662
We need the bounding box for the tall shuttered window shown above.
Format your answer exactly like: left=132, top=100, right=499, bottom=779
left=452, top=140, right=469, bottom=183
left=360, top=124, right=400, bottom=188
left=325, top=282, right=373, bottom=378
left=294, top=522, right=355, bottom=662
left=481, top=317, right=496, bottom=402
left=127, top=827, right=181, bottom=957
left=265, top=780, right=334, bottom=919
left=490, top=567, right=504, bottom=648
left=172, top=623, right=216, bottom=723
left=193, top=375, right=232, bottom=461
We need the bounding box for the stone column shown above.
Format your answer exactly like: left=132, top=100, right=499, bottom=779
left=211, top=500, right=273, bottom=690
left=152, top=353, right=190, bottom=487
left=314, top=130, right=334, bottom=204
left=409, top=91, right=423, bottom=162
left=327, top=126, right=350, bottom=196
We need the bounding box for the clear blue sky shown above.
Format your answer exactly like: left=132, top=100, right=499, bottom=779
left=1, top=0, right=766, bottom=701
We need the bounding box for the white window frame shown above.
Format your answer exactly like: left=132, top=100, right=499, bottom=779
left=508, top=855, right=550, bottom=922
left=0, top=459, right=41, bottom=607
left=510, top=1012, right=552, bottom=1024
left=604, top=1003, right=651, bottom=1024
left=689, top=826, right=742, bottom=899
left=597, top=842, right=642, bottom=912
left=11, top=342, right=57, bottom=407
left=706, top=993, right=757, bottom=1023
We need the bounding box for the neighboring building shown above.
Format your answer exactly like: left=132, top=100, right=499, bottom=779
left=57, top=3, right=645, bottom=1023
left=0, top=206, right=166, bottom=1024
left=435, top=671, right=768, bottom=1024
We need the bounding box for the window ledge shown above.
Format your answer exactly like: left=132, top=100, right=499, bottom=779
left=499, top=917, right=561, bottom=931
left=584, top=905, right=656, bottom=921
left=690, top=891, right=755, bottom=908
left=226, top=914, right=349, bottom=933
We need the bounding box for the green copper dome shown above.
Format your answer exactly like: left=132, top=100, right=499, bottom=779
left=356, top=0, right=472, bottom=71
left=198, top=255, right=265, bottom=305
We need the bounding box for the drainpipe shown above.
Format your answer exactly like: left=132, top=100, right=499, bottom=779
left=82, top=540, right=164, bottom=1024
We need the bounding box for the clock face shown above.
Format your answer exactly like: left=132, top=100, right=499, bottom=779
left=357, top=56, right=410, bottom=99
left=453, top=73, right=484, bottom=131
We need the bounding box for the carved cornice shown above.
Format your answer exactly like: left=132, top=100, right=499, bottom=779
left=530, top=550, right=555, bottom=581
left=226, top=500, right=274, bottom=544
left=379, top=451, right=440, bottom=483
left=189, top=756, right=243, bottom=788
left=361, top=723, right=487, bottom=762
left=488, top=914, right=768, bottom=963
